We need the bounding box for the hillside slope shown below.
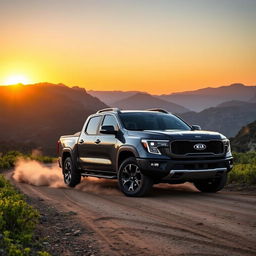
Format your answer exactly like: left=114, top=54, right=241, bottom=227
left=231, top=120, right=256, bottom=152
left=112, top=92, right=189, bottom=113
left=0, top=83, right=107, bottom=155
left=179, top=102, right=256, bottom=138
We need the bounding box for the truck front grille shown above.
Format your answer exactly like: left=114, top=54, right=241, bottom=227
left=171, top=140, right=224, bottom=156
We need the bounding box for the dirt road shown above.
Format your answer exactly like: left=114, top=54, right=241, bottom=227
left=6, top=172, right=256, bottom=256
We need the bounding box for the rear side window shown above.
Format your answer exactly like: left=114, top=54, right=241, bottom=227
left=85, top=116, right=101, bottom=134
left=102, top=115, right=118, bottom=130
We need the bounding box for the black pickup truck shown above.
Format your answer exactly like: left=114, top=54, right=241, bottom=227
left=57, top=108, right=233, bottom=197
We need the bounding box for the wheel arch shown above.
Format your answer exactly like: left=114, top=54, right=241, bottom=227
left=62, top=148, right=74, bottom=167
left=116, top=146, right=139, bottom=170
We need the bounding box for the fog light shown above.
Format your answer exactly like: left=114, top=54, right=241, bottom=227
left=150, top=162, right=159, bottom=167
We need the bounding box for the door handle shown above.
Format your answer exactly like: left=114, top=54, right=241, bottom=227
left=79, top=139, right=84, bottom=144
left=95, top=139, right=101, bottom=144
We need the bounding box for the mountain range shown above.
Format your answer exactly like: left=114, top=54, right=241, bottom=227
left=179, top=101, right=256, bottom=138
left=158, top=83, right=256, bottom=111
left=0, top=83, right=107, bottom=155
left=111, top=92, right=189, bottom=113
left=90, top=83, right=256, bottom=112
left=0, top=82, right=256, bottom=155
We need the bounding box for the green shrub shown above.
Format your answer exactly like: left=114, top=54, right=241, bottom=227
left=0, top=151, right=55, bottom=171
left=232, top=151, right=256, bottom=164
left=0, top=175, right=50, bottom=256
left=228, top=151, right=256, bottom=185
left=229, top=163, right=256, bottom=185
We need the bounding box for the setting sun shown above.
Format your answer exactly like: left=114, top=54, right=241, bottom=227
left=4, top=74, right=31, bottom=85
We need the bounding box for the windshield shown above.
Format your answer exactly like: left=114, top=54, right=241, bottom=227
left=119, top=112, right=191, bottom=131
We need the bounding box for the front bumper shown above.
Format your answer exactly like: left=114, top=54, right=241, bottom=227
left=136, top=157, right=233, bottom=182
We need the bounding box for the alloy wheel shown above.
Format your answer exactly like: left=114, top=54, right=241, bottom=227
left=64, top=160, right=72, bottom=184
left=121, top=163, right=142, bottom=192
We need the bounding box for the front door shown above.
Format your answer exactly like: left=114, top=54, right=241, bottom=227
left=93, top=114, right=120, bottom=172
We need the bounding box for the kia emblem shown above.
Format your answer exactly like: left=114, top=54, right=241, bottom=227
left=194, top=143, right=206, bottom=150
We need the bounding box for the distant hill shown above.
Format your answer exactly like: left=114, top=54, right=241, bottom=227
left=111, top=92, right=189, bottom=113
left=88, top=90, right=138, bottom=105
left=249, top=93, right=256, bottom=103
left=231, top=120, right=256, bottom=152
left=88, top=83, right=256, bottom=112
left=216, top=100, right=251, bottom=108
left=158, top=83, right=256, bottom=111
left=0, top=83, right=107, bottom=155
left=179, top=102, right=256, bottom=138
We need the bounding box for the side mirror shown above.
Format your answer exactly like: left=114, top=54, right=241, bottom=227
left=191, top=125, right=201, bottom=131
left=100, top=125, right=117, bottom=134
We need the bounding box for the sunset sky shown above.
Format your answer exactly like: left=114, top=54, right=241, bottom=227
left=0, top=0, right=255, bottom=94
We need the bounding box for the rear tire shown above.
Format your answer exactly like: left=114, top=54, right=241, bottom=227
left=63, top=157, right=81, bottom=187
left=118, top=157, right=153, bottom=197
left=194, top=173, right=227, bottom=193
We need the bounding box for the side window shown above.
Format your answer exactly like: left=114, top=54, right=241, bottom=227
left=85, top=116, right=101, bottom=135
left=102, top=115, right=118, bottom=130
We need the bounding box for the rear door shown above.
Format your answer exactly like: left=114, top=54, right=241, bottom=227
left=77, top=115, right=103, bottom=170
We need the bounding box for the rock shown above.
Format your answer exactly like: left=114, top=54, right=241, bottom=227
left=73, top=230, right=81, bottom=236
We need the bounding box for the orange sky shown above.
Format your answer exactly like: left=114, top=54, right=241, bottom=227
left=0, top=0, right=255, bottom=94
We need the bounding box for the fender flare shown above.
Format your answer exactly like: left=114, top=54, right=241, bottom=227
left=116, top=145, right=140, bottom=170
left=61, top=148, right=79, bottom=169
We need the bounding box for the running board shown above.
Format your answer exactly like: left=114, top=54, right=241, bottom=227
left=81, top=173, right=117, bottom=179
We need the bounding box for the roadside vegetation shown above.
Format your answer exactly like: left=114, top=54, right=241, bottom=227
left=0, top=175, right=50, bottom=256
left=228, top=152, right=256, bottom=185
left=0, top=151, right=55, bottom=171
left=0, top=151, right=53, bottom=255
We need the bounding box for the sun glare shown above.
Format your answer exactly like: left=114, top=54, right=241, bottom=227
left=4, top=74, right=30, bottom=85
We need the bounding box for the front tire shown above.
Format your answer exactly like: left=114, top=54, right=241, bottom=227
left=118, top=157, right=153, bottom=197
left=63, top=157, right=81, bottom=187
left=193, top=173, right=227, bottom=193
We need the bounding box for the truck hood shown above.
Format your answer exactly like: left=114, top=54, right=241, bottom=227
left=127, top=130, right=226, bottom=140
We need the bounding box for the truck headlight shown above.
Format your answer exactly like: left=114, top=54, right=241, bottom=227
left=141, top=139, right=169, bottom=155
left=223, top=139, right=231, bottom=154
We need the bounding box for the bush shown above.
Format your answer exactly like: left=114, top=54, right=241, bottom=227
left=0, top=175, right=50, bottom=256
left=0, top=151, right=22, bottom=170
left=229, top=164, right=256, bottom=185
left=0, top=151, right=55, bottom=171
left=232, top=151, right=256, bottom=164
left=228, top=152, right=256, bottom=185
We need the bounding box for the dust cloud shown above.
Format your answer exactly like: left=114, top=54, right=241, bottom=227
left=13, top=158, right=120, bottom=195
left=76, top=178, right=119, bottom=195
left=13, top=159, right=65, bottom=188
